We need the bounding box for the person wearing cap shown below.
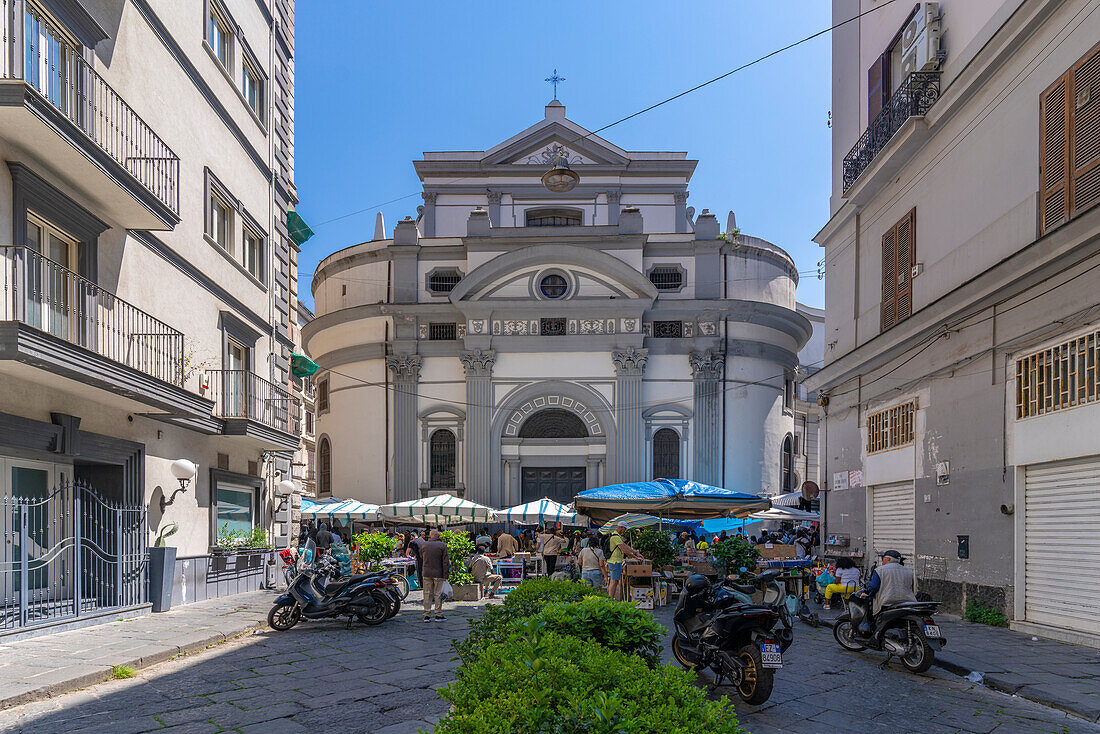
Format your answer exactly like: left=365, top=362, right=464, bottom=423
left=864, top=550, right=917, bottom=618
left=606, top=523, right=642, bottom=602
left=469, top=544, right=503, bottom=598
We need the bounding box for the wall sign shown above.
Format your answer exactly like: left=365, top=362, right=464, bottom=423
left=832, top=471, right=849, bottom=491
left=848, top=470, right=864, bottom=488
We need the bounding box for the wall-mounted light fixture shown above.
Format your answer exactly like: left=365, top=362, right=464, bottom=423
left=276, top=479, right=297, bottom=497
left=161, top=459, right=199, bottom=512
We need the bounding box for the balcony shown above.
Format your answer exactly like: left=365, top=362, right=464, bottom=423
left=843, top=71, right=941, bottom=192
left=0, top=3, right=179, bottom=229
left=0, top=245, right=213, bottom=420
left=206, top=369, right=300, bottom=450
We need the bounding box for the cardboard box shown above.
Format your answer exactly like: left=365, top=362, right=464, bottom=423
left=757, top=544, right=796, bottom=559
left=630, top=585, right=654, bottom=609
left=623, top=562, right=653, bottom=577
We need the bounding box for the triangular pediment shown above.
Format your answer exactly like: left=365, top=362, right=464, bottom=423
left=482, top=122, right=629, bottom=167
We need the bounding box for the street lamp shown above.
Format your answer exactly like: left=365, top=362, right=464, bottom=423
left=276, top=479, right=297, bottom=497
left=161, top=459, right=198, bottom=512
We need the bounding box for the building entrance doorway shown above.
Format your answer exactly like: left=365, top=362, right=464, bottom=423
left=521, top=467, right=585, bottom=506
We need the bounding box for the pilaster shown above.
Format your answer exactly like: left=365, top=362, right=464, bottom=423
left=460, top=349, right=495, bottom=506
left=606, top=190, right=622, bottom=226
left=386, top=353, right=422, bottom=502
left=690, top=348, right=724, bottom=486
left=487, top=190, right=502, bottom=227
left=421, top=192, right=437, bottom=237
left=613, top=348, right=648, bottom=484
left=673, top=191, right=690, bottom=233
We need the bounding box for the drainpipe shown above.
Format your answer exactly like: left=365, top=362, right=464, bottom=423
left=722, top=253, right=728, bottom=485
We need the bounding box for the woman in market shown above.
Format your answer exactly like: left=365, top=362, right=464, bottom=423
left=540, top=526, right=567, bottom=576
left=577, top=537, right=608, bottom=588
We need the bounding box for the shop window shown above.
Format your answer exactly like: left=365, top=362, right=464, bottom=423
left=216, top=484, right=255, bottom=533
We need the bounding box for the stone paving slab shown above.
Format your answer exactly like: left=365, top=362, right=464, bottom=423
left=0, top=591, right=274, bottom=710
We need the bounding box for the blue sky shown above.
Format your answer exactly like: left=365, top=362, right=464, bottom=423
left=294, top=1, right=833, bottom=311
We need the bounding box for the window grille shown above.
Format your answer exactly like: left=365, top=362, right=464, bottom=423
left=518, top=409, right=588, bottom=438
left=652, top=428, right=680, bottom=479
left=781, top=434, right=794, bottom=490
left=526, top=209, right=582, bottom=227
left=866, top=401, right=915, bottom=454
left=1016, top=329, right=1100, bottom=419
left=429, top=430, right=456, bottom=489
left=427, top=270, right=461, bottom=294
left=539, top=274, right=568, bottom=298
left=652, top=321, right=683, bottom=339
left=540, top=317, right=567, bottom=336
left=428, top=322, right=457, bottom=340
left=649, top=267, right=684, bottom=291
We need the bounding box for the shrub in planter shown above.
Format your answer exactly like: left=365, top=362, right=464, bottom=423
left=437, top=631, right=742, bottom=734
left=710, top=535, right=760, bottom=577
left=353, top=532, right=398, bottom=568
left=440, top=530, right=475, bottom=585
left=531, top=596, right=665, bottom=666
left=503, top=577, right=602, bottom=617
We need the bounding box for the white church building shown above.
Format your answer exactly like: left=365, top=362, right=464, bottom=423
left=304, top=101, right=813, bottom=508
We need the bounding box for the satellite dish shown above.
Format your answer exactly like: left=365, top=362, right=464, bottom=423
left=801, top=480, right=820, bottom=500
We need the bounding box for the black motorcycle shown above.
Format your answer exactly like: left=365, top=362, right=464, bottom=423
left=268, top=552, right=399, bottom=630
left=723, top=568, right=796, bottom=652
left=670, top=574, right=784, bottom=705
left=832, top=589, right=946, bottom=672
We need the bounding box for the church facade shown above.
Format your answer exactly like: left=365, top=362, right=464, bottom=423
left=305, top=101, right=812, bottom=508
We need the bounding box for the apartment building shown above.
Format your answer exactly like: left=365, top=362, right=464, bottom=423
left=809, top=0, right=1100, bottom=645
left=0, top=0, right=300, bottom=632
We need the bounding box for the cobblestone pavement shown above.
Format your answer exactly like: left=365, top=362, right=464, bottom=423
left=1, top=592, right=1098, bottom=734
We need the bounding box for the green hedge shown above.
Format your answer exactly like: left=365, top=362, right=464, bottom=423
left=503, top=577, right=602, bottom=615
left=436, top=631, right=742, bottom=734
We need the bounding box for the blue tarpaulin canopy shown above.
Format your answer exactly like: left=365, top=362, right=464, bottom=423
left=574, top=479, right=770, bottom=523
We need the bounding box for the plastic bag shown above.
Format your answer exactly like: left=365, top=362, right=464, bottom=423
left=441, top=580, right=454, bottom=601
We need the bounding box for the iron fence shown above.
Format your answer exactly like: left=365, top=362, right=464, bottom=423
left=0, top=480, right=147, bottom=633
left=206, top=369, right=297, bottom=433
left=843, top=71, right=941, bottom=191
left=1, top=2, right=179, bottom=215
left=0, top=245, right=185, bottom=385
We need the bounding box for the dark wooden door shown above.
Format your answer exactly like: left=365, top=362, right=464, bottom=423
left=521, top=467, right=586, bottom=506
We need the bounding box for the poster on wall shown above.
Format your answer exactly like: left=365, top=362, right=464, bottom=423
left=848, top=470, right=864, bottom=488
left=832, top=471, right=849, bottom=491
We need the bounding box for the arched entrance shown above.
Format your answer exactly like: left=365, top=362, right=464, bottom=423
left=494, top=383, right=614, bottom=507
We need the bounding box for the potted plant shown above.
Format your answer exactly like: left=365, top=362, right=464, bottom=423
left=441, top=530, right=480, bottom=601
left=149, top=522, right=178, bottom=612
left=353, top=531, right=398, bottom=571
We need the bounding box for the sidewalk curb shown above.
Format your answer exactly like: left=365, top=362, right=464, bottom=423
left=816, top=617, right=1099, bottom=723
left=0, top=621, right=267, bottom=711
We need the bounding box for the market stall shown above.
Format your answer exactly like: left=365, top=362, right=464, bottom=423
left=300, top=497, right=381, bottom=523
left=574, top=479, right=770, bottom=523
left=497, top=497, right=589, bottom=526
left=378, top=493, right=497, bottom=526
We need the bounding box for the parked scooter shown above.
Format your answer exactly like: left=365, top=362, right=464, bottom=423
left=670, top=574, right=784, bottom=705
left=724, top=569, right=795, bottom=652
left=832, top=588, right=946, bottom=672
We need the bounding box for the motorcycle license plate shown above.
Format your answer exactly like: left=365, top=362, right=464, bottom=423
left=759, top=642, right=783, bottom=669
left=923, top=624, right=942, bottom=638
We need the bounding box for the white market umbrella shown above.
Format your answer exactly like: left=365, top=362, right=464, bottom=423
left=497, top=497, right=589, bottom=526
left=748, top=506, right=819, bottom=521
left=379, top=493, right=496, bottom=524
left=770, top=491, right=804, bottom=507
left=301, top=497, right=381, bottom=522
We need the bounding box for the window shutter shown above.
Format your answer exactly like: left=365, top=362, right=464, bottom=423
left=882, top=225, right=897, bottom=330
left=1070, top=43, right=1100, bottom=218
left=895, top=209, right=915, bottom=321
left=868, top=54, right=888, bottom=122
left=1040, top=74, right=1071, bottom=234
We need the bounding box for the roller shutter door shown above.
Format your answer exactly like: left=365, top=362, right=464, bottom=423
left=871, top=482, right=915, bottom=560
left=1024, top=457, right=1100, bottom=635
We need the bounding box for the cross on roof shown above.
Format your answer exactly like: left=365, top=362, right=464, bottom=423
left=544, top=69, right=565, bottom=100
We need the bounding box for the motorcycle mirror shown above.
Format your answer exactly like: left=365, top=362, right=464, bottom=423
left=739, top=566, right=747, bottom=573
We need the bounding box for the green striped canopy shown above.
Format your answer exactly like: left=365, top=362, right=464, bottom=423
left=379, top=493, right=496, bottom=524
left=497, top=497, right=589, bottom=526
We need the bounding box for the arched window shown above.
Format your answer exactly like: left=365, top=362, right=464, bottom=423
left=653, top=428, right=680, bottom=479
left=518, top=409, right=588, bottom=438
left=429, top=429, right=456, bottom=489
left=781, top=434, right=794, bottom=491
left=318, top=437, right=332, bottom=496
left=525, top=208, right=582, bottom=227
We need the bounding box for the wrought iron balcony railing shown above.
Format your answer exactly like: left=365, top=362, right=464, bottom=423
left=1, top=2, right=180, bottom=215
left=0, top=245, right=184, bottom=385
left=206, top=369, right=298, bottom=434
left=843, top=71, right=941, bottom=191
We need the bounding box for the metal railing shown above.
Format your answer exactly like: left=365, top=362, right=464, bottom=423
left=1, top=2, right=179, bottom=215
left=0, top=245, right=184, bottom=386
left=843, top=71, right=941, bottom=191
left=206, top=369, right=298, bottom=434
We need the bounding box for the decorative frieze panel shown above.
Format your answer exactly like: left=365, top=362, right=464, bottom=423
left=621, top=318, right=638, bottom=333
left=468, top=319, right=488, bottom=335
left=698, top=321, right=718, bottom=336
left=503, top=394, right=603, bottom=437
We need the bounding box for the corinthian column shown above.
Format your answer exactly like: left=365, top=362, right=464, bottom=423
left=460, top=349, right=495, bottom=505
left=689, top=348, right=725, bottom=486
left=612, top=348, right=648, bottom=484
left=386, top=354, right=422, bottom=502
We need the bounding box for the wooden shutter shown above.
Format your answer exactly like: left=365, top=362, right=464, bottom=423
left=1040, top=75, right=1071, bottom=234
left=868, top=53, right=889, bottom=123
left=1070, top=43, right=1100, bottom=218
left=881, top=225, right=897, bottom=330
left=895, top=209, right=915, bottom=321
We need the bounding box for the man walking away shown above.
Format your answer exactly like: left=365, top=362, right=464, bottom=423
left=420, top=530, right=450, bottom=622
left=606, top=523, right=642, bottom=601
left=496, top=529, right=518, bottom=557
left=470, top=545, right=503, bottom=598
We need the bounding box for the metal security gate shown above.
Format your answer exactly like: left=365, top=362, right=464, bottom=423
left=1, top=480, right=147, bottom=632
left=1024, top=457, right=1100, bottom=636
left=870, top=482, right=915, bottom=560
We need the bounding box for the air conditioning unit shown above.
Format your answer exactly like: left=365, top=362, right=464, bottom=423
left=900, top=2, right=942, bottom=77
